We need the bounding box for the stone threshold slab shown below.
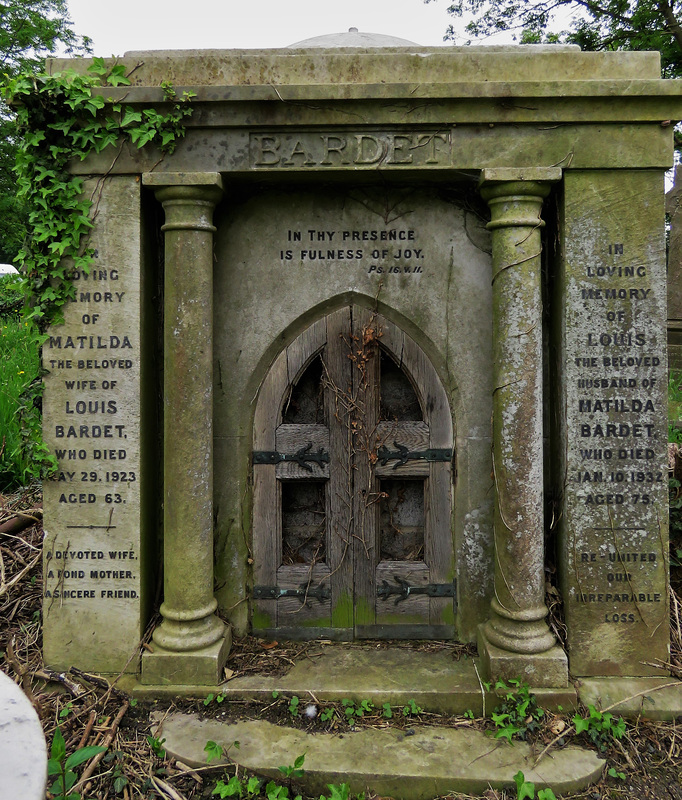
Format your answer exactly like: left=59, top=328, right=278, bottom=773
left=154, top=712, right=605, bottom=800
left=577, top=677, right=682, bottom=720
left=130, top=647, right=578, bottom=713
left=126, top=644, right=682, bottom=719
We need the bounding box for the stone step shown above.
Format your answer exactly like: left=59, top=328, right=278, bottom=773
left=134, top=646, right=578, bottom=714
left=156, top=712, right=605, bottom=800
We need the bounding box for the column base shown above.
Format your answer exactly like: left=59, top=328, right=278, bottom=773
left=478, top=625, right=568, bottom=688
left=141, top=630, right=232, bottom=686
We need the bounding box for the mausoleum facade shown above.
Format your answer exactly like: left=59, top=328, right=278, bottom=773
left=41, top=41, right=682, bottom=691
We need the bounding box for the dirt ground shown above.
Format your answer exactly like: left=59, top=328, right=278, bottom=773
left=1, top=485, right=681, bottom=800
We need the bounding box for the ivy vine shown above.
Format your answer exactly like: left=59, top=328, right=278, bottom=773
left=1, top=57, right=194, bottom=479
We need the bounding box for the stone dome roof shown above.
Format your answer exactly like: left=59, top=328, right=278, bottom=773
left=288, top=27, right=419, bottom=48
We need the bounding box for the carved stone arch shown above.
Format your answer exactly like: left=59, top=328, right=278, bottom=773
left=252, top=306, right=455, bottom=640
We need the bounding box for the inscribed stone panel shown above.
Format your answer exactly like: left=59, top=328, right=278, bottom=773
left=43, top=177, right=149, bottom=673
left=557, top=170, right=669, bottom=676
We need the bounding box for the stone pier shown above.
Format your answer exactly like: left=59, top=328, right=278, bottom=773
left=478, top=168, right=568, bottom=687
left=141, top=173, right=230, bottom=685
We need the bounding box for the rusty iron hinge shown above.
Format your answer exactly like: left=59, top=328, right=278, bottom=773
left=377, top=441, right=452, bottom=469
left=377, top=575, right=456, bottom=605
left=253, top=442, right=329, bottom=472
left=253, top=583, right=330, bottom=604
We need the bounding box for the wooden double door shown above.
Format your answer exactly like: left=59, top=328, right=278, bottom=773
left=252, top=307, right=455, bottom=639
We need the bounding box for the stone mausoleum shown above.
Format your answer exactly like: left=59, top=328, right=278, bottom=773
left=41, top=34, right=682, bottom=704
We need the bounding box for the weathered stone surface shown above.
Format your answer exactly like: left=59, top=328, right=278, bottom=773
left=556, top=170, right=669, bottom=676
left=141, top=635, right=231, bottom=686
left=43, top=176, right=151, bottom=674
left=211, top=185, right=493, bottom=639
left=132, top=645, right=579, bottom=712
left=41, top=41, right=680, bottom=689
left=0, top=670, right=47, bottom=800
left=578, top=677, right=682, bottom=720
left=666, top=165, right=682, bottom=372
left=49, top=47, right=661, bottom=86
left=139, top=173, right=228, bottom=685
left=155, top=713, right=605, bottom=799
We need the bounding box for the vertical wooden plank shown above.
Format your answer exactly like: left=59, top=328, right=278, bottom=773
left=252, top=349, right=288, bottom=630
left=380, top=317, right=455, bottom=629
left=426, top=461, right=455, bottom=625
left=401, top=333, right=453, bottom=449
left=286, top=316, right=327, bottom=386
left=352, top=306, right=381, bottom=629
left=325, top=307, right=354, bottom=629
left=376, top=313, right=404, bottom=369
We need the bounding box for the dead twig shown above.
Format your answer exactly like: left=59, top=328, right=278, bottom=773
left=72, top=699, right=129, bottom=794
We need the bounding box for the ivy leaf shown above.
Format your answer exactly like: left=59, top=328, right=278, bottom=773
left=121, top=108, right=142, bottom=126
left=106, top=64, right=130, bottom=86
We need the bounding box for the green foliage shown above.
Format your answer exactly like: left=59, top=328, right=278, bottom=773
left=573, top=705, right=627, bottom=751
left=205, top=740, right=225, bottom=764
left=320, top=784, right=352, bottom=800
left=3, top=59, right=193, bottom=330
left=0, top=58, right=193, bottom=488
left=0, top=295, right=42, bottom=490
left=0, top=2, right=90, bottom=265
left=264, top=781, right=301, bottom=800
left=402, top=699, right=423, bottom=717
left=382, top=702, right=393, bottom=719
left=47, top=726, right=106, bottom=800
left=288, top=695, right=300, bottom=717
left=608, top=766, right=626, bottom=780
left=428, top=0, right=682, bottom=79
left=512, top=771, right=557, bottom=800
left=320, top=707, right=336, bottom=722
left=146, top=734, right=166, bottom=759
left=213, top=774, right=262, bottom=798
left=341, top=698, right=375, bottom=719
left=204, top=692, right=226, bottom=706
left=278, top=753, right=306, bottom=780
left=490, top=679, right=544, bottom=742
left=669, top=371, right=682, bottom=444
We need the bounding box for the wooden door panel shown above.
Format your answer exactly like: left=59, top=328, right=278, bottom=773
left=253, top=306, right=454, bottom=639
left=325, top=307, right=354, bottom=627
left=351, top=306, right=380, bottom=629
left=275, top=424, right=330, bottom=479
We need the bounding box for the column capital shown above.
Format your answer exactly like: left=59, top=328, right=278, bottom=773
left=142, top=171, right=223, bottom=190
left=143, top=173, right=223, bottom=234
left=479, top=167, right=562, bottom=187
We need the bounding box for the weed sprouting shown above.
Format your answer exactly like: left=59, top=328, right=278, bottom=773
left=573, top=705, right=627, bottom=751
left=513, top=770, right=557, bottom=800
left=48, top=726, right=106, bottom=800
left=488, top=679, right=544, bottom=742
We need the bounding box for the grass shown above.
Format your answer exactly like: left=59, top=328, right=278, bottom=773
left=670, top=370, right=682, bottom=444
left=0, top=275, right=39, bottom=491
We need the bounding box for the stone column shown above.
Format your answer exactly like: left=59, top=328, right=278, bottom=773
left=141, top=172, right=230, bottom=686
left=478, top=168, right=567, bottom=687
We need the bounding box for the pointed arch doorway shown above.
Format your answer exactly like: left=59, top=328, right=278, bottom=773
left=252, top=306, right=455, bottom=640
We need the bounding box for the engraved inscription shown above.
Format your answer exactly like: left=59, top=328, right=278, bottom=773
left=278, top=227, right=426, bottom=275
left=250, top=131, right=453, bottom=169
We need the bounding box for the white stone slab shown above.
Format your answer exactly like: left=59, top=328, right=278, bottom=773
left=0, top=670, right=47, bottom=800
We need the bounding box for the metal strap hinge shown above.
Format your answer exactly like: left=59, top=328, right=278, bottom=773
left=253, top=582, right=330, bottom=604
left=377, top=576, right=456, bottom=605
left=253, top=442, right=329, bottom=472
left=377, top=441, right=452, bottom=469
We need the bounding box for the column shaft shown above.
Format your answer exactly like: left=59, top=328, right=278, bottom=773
left=140, top=173, right=230, bottom=685
left=478, top=168, right=567, bottom=686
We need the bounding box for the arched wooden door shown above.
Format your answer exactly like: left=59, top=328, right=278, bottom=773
left=252, top=307, right=455, bottom=639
